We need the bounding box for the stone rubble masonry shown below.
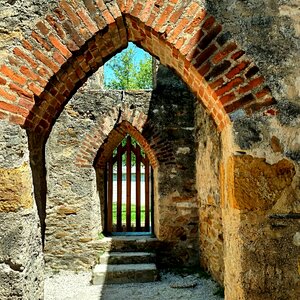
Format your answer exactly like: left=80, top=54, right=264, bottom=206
left=45, top=68, right=199, bottom=271
left=0, top=1, right=299, bottom=300
left=0, top=0, right=277, bottom=133
left=0, top=120, right=44, bottom=299
left=195, top=104, right=224, bottom=284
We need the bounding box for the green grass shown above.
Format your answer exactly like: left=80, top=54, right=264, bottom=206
left=112, top=203, right=146, bottom=225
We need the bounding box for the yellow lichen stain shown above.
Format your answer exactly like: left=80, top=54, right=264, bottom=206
left=0, top=163, right=33, bottom=212
left=228, top=155, right=296, bottom=211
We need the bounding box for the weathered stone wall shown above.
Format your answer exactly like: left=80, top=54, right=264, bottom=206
left=221, top=101, right=300, bottom=299
left=206, top=0, right=300, bottom=105
left=147, top=66, right=199, bottom=267
left=195, top=104, right=224, bottom=284
left=45, top=66, right=199, bottom=270
left=0, top=1, right=299, bottom=299
left=0, top=121, right=43, bottom=299
left=45, top=89, right=152, bottom=270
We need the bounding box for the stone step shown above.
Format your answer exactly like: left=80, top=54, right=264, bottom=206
left=96, top=236, right=161, bottom=252
left=92, top=263, right=158, bottom=284
left=99, top=251, right=156, bottom=265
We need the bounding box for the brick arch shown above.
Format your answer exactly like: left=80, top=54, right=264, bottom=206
left=76, top=103, right=176, bottom=169
left=0, top=0, right=275, bottom=132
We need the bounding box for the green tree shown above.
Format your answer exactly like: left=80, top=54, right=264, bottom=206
left=104, top=45, right=152, bottom=90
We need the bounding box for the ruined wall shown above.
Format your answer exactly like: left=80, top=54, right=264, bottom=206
left=0, top=121, right=43, bottom=299
left=0, top=1, right=299, bottom=299
left=206, top=0, right=300, bottom=105
left=45, top=65, right=200, bottom=270
left=195, top=104, right=224, bottom=284
left=147, top=66, right=199, bottom=266
left=45, top=89, right=151, bottom=270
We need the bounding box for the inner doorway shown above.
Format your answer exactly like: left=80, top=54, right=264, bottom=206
left=105, top=135, right=153, bottom=235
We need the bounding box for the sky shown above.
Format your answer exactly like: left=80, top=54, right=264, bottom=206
left=104, top=42, right=151, bottom=83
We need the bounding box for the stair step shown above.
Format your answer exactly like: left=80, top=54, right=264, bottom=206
left=97, top=236, right=161, bottom=252
left=92, top=263, right=158, bottom=284
left=99, top=252, right=156, bottom=264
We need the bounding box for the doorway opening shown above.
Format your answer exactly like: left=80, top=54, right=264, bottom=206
left=105, top=135, right=153, bottom=235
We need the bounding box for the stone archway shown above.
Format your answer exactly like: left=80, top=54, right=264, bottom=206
left=0, top=1, right=299, bottom=300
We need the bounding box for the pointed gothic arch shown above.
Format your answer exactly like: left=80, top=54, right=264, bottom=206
left=0, top=0, right=275, bottom=133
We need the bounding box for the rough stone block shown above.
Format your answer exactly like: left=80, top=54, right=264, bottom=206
left=228, top=155, right=295, bottom=211
left=0, top=163, right=33, bottom=212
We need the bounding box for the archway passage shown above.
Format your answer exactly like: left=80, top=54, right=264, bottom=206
left=0, top=0, right=275, bottom=133
left=105, top=135, right=153, bottom=234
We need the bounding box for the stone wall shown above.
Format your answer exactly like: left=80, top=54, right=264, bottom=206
left=146, top=66, right=199, bottom=267
left=221, top=104, right=300, bottom=299
left=45, top=89, right=151, bottom=270
left=44, top=66, right=200, bottom=270
left=206, top=0, right=300, bottom=105
left=0, top=121, right=43, bottom=299
left=195, top=104, right=224, bottom=284
left=0, top=1, right=299, bottom=299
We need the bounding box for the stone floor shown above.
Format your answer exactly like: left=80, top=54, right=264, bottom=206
left=45, top=270, right=224, bottom=300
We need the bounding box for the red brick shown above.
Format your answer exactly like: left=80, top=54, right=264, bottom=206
left=212, top=42, right=238, bottom=64
left=231, top=50, right=245, bottom=60
left=219, top=92, right=235, bottom=104
left=155, top=5, right=173, bottom=31
left=9, top=83, right=33, bottom=99
left=95, top=0, right=106, bottom=11
left=0, top=110, right=8, bottom=120
left=0, top=77, right=6, bottom=85
left=226, top=61, right=250, bottom=79
left=210, top=77, right=224, bottom=89
left=61, top=21, right=85, bottom=47
left=238, top=77, right=264, bottom=94
left=33, top=49, right=59, bottom=72
left=20, top=66, right=38, bottom=81
left=36, top=21, right=50, bottom=35
left=0, top=65, right=27, bottom=85
left=216, top=77, right=244, bottom=96
left=0, top=101, right=28, bottom=116
left=53, top=8, right=66, bottom=21
left=49, top=34, right=72, bottom=58
left=13, top=47, right=38, bottom=69
left=193, top=44, right=218, bottom=69
left=38, top=67, right=51, bottom=78
left=139, top=1, right=156, bottom=23
left=28, top=83, right=44, bottom=96
left=83, top=0, right=98, bottom=15
left=168, top=18, right=190, bottom=43
left=0, top=88, right=17, bottom=102
left=184, top=14, right=206, bottom=34
left=46, top=15, right=66, bottom=39
left=60, top=0, right=81, bottom=26
left=198, top=61, right=211, bottom=76
left=126, top=0, right=137, bottom=13
left=224, top=93, right=255, bottom=113
left=9, top=114, right=26, bottom=125
left=31, top=31, right=51, bottom=51
left=102, top=9, right=115, bottom=25
left=198, top=24, right=222, bottom=50
left=22, top=40, right=33, bottom=51
left=255, top=86, right=271, bottom=99
left=77, top=8, right=98, bottom=34
left=186, top=2, right=200, bottom=16
left=19, top=97, right=34, bottom=110
left=202, top=16, right=215, bottom=31
left=53, top=51, right=67, bottom=65
left=183, top=30, right=204, bottom=57
left=8, top=56, right=21, bottom=67
left=175, top=37, right=185, bottom=49
left=170, top=7, right=185, bottom=24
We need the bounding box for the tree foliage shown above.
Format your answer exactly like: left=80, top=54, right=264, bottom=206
left=104, top=45, right=152, bottom=90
